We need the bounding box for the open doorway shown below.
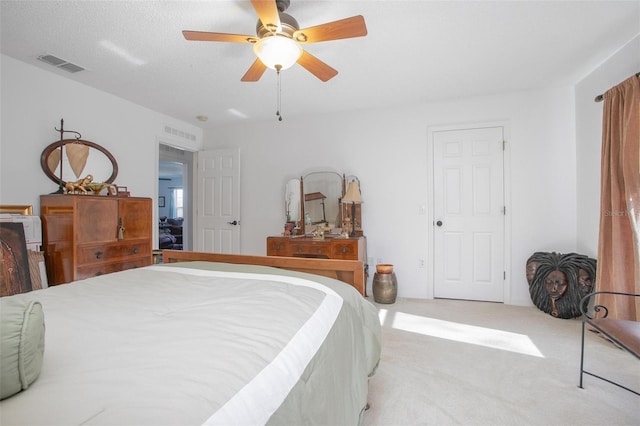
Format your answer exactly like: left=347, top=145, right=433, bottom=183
left=158, top=144, right=194, bottom=251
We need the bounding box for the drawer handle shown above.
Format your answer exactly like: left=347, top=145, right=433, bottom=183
left=275, top=243, right=281, bottom=250
left=296, top=247, right=303, bottom=252
left=316, top=248, right=322, bottom=253
left=132, top=247, right=139, bottom=254
left=118, top=218, right=125, bottom=240
left=341, top=246, right=347, bottom=253
left=95, top=251, right=103, bottom=259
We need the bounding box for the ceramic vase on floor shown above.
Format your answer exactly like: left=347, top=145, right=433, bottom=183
left=373, top=264, right=397, bottom=304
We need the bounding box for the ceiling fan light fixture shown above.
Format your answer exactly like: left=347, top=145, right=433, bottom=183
left=253, top=35, right=302, bottom=70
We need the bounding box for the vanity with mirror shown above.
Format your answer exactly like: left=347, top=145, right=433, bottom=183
left=267, top=170, right=367, bottom=295
left=282, top=171, right=363, bottom=236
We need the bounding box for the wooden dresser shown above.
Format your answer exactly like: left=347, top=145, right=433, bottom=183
left=40, top=195, right=152, bottom=285
left=266, top=236, right=367, bottom=294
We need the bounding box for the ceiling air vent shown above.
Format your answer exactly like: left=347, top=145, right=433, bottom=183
left=37, top=54, right=85, bottom=73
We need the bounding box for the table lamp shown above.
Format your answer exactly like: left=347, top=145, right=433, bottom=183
left=342, top=181, right=363, bottom=237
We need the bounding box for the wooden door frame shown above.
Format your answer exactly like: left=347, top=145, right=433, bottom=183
left=426, top=121, right=512, bottom=303
left=155, top=139, right=196, bottom=251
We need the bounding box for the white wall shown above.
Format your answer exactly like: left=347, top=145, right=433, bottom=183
left=575, top=35, right=640, bottom=257
left=205, top=86, right=577, bottom=305
left=0, top=55, right=203, bottom=240
left=7, top=39, right=635, bottom=305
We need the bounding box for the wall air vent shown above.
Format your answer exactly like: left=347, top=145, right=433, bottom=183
left=37, top=54, right=85, bottom=73
left=164, top=125, right=197, bottom=142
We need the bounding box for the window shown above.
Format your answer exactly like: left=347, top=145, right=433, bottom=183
left=173, top=188, right=183, bottom=218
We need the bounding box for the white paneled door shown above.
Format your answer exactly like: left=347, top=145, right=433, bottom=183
left=195, top=148, right=240, bottom=253
left=433, top=127, right=505, bottom=302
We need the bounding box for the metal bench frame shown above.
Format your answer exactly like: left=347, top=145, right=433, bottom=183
left=579, top=291, right=640, bottom=396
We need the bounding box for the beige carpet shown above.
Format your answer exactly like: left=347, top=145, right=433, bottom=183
left=362, top=297, right=639, bottom=426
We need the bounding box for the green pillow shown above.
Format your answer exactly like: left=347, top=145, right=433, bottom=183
left=1, top=298, right=45, bottom=400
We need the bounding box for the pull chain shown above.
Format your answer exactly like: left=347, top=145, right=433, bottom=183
left=275, top=64, right=283, bottom=122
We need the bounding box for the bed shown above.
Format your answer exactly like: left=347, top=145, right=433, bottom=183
left=0, top=251, right=381, bottom=425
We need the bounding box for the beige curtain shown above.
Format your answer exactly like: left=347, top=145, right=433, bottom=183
left=596, top=74, right=640, bottom=321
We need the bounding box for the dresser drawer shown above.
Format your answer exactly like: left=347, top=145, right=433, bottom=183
left=76, top=257, right=151, bottom=280
left=331, top=241, right=359, bottom=259
left=78, top=241, right=150, bottom=265
left=289, top=242, right=330, bottom=258
left=267, top=236, right=363, bottom=260
left=267, top=238, right=291, bottom=256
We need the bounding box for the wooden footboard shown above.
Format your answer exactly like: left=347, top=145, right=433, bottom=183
left=162, top=250, right=365, bottom=296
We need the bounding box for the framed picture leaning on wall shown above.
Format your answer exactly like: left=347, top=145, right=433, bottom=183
left=0, top=222, right=32, bottom=296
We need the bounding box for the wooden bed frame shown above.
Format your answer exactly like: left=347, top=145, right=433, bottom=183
left=162, top=250, right=366, bottom=296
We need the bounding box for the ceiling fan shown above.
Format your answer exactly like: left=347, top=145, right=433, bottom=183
left=182, top=0, right=367, bottom=82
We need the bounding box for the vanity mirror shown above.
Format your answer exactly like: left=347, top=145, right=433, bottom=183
left=283, top=170, right=363, bottom=236
left=302, top=171, right=343, bottom=231
left=284, top=178, right=301, bottom=224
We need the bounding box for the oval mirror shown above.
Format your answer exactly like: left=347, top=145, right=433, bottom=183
left=285, top=178, right=301, bottom=224
left=40, top=139, right=118, bottom=186
left=303, top=171, right=343, bottom=228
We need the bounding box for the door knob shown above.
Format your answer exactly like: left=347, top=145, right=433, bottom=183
left=436, top=220, right=443, bottom=227
left=227, top=220, right=239, bottom=225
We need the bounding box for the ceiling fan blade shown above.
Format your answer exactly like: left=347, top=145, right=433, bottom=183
left=241, top=59, right=268, bottom=82
left=251, top=0, right=281, bottom=32
left=294, top=15, right=367, bottom=43
left=183, top=30, right=256, bottom=43
left=297, top=50, right=338, bottom=82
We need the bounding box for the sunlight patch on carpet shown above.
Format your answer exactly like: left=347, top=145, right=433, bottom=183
left=379, top=309, right=544, bottom=358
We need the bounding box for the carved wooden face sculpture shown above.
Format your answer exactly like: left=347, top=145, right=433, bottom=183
left=526, top=252, right=597, bottom=319
left=577, top=268, right=594, bottom=297
left=545, top=270, right=568, bottom=300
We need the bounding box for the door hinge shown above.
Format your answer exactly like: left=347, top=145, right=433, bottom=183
left=502, top=140, right=506, bottom=151
left=503, top=271, right=506, bottom=280
left=502, top=206, right=506, bottom=215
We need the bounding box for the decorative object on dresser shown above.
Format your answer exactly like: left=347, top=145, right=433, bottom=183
left=116, top=186, right=130, bottom=197
left=63, top=174, right=93, bottom=194
left=40, top=194, right=152, bottom=285
left=40, top=119, right=119, bottom=194
left=341, top=178, right=363, bottom=237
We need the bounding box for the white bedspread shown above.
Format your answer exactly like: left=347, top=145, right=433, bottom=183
left=0, top=264, right=379, bottom=426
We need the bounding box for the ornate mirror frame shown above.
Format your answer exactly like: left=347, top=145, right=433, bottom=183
left=285, top=178, right=302, bottom=224
left=40, top=139, right=119, bottom=188
left=286, top=170, right=363, bottom=236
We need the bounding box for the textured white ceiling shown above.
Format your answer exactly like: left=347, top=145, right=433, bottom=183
left=1, top=1, right=638, bottom=128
